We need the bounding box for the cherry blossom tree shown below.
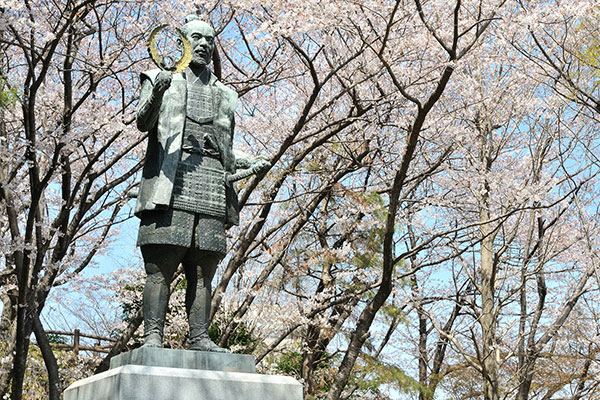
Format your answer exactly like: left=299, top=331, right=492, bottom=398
left=390, top=5, right=600, bottom=399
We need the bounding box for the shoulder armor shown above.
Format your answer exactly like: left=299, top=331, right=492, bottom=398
left=140, top=69, right=162, bottom=84
left=214, top=81, right=238, bottom=110
left=140, top=69, right=185, bottom=85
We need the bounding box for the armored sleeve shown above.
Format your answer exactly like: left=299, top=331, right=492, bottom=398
left=136, top=77, right=163, bottom=132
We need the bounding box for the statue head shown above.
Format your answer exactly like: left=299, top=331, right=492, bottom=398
left=181, top=15, right=215, bottom=68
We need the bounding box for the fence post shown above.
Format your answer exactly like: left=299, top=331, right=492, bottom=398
left=74, top=329, right=80, bottom=355
left=93, top=341, right=100, bottom=357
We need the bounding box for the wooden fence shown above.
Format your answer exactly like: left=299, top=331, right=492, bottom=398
left=43, top=329, right=118, bottom=355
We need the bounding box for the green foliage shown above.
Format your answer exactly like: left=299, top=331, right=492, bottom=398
left=271, top=348, right=337, bottom=376
left=355, top=192, right=386, bottom=254
left=569, top=15, right=600, bottom=96
left=120, top=283, right=143, bottom=324
left=175, top=278, right=187, bottom=291
left=350, top=354, right=426, bottom=399
left=273, top=350, right=303, bottom=375
left=22, top=346, right=48, bottom=399
left=0, top=75, right=17, bottom=108
left=342, top=190, right=390, bottom=291
left=46, top=334, right=69, bottom=345
left=209, top=316, right=259, bottom=354
left=269, top=348, right=339, bottom=398
left=576, top=20, right=600, bottom=75
left=381, top=303, right=406, bottom=322
left=305, top=159, right=323, bottom=172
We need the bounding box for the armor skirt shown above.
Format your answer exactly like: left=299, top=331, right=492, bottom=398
left=137, top=153, right=227, bottom=256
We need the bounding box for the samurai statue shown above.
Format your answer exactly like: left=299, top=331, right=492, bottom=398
left=134, top=15, right=267, bottom=352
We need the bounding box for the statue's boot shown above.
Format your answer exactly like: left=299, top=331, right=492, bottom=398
left=141, top=244, right=185, bottom=347
left=189, top=322, right=229, bottom=353
left=142, top=269, right=170, bottom=347
left=187, top=277, right=229, bottom=353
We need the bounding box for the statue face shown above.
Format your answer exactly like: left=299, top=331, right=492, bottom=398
left=185, top=23, right=215, bottom=67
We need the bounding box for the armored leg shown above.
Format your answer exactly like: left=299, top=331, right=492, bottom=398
left=141, top=244, right=186, bottom=347
left=183, top=249, right=227, bottom=352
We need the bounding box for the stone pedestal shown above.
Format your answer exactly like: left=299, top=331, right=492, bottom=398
left=109, top=347, right=256, bottom=373
left=64, top=348, right=303, bottom=400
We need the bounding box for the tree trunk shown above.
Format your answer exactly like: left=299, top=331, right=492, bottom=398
left=410, top=278, right=429, bottom=400
left=11, top=311, right=32, bottom=400
left=32, top=313, right=60, bottom=400
left=480, top=203, right=499, bottom=400
left=324, top=286, right=392, bottom=400
left=301, top=323, right=319, bottom=396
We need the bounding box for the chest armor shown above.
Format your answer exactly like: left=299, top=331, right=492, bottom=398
left=171, top=79, right=225, bottom=218
left=183, top=81, right=221, bottom=156
left=186, top=83, right=217, bottom=123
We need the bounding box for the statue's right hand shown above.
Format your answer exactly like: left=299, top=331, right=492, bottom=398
left=153, top=71, right=172, bottom=94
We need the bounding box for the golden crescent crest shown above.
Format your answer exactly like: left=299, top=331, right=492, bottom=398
left=147, top=25, right=192, bottom=73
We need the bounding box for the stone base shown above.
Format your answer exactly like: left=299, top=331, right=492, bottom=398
left=64, top=348, right=303, bottom=400
left=64, top=365, right=303, bottom=400
left=109, top=347, right=256, bottom=373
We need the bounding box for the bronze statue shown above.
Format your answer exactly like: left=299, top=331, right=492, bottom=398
left=134, top=15, right=266, bottom=352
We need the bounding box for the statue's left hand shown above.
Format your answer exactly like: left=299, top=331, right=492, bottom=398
left=252, top=156, right=270, bottom=173
left=153, top=71, right=172, bottom=94
left=227, top=155, right=271, bottom=183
